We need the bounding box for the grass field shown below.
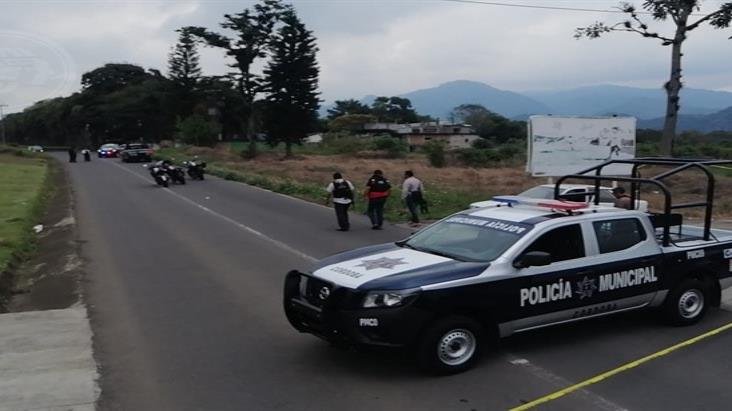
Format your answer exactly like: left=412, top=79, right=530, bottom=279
left=156, top=143, right=732, bottom=223
left=0, top=151, right=49, bottom=273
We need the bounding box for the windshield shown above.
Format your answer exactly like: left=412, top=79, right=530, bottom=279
left=518, top=186, right=555, bottom=199
left=403, top=215, right=532, bottom=262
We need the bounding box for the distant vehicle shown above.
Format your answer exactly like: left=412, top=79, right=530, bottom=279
left=470, top=184, right=648, bottom=212
left=27, top=145, right=44, bottom=152
left=97, top=143, right=120, bottom=158
left=119, top=143, right=153, bottom=163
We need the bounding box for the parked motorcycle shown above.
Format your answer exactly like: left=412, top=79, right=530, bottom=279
left=146, top=162, right=170, bottom=187
left=183, top=159, right=206, bottom=180
left=82, top=149, right=91, bottom=162
left=166, top=163, right=187, bottom=185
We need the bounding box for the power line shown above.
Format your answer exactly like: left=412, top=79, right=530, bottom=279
left=440, top=0, right=705, bottom=16
left=441, top=0, right=627, bottom=14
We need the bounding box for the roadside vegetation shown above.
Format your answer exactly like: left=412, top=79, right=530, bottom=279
left=1, top=0, right=731, bottom=225
left=0, top=148, right=50, bottom=275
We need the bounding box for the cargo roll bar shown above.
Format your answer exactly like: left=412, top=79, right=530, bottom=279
left=554, top=157, right=732, bottom=246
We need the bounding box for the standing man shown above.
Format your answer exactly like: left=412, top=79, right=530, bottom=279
left=612, top=187, right=633, bottom=210
left=67, top=146, right=77, bottom=163
left=325, top=172, right=355, bottom=231
left=364, top=169, right=390, bottom=230
left=402, top=170, right=423, bottom=226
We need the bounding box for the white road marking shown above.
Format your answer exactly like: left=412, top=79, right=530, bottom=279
left=107, top=160, right=317, bottom=263
left=506, top=354, right=628, bottom=411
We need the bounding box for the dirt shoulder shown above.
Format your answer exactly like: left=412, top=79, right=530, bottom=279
left=3, top=157, right=81, bottom=312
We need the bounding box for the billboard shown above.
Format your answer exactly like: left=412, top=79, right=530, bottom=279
left=527, top=116, right=636, bottom=177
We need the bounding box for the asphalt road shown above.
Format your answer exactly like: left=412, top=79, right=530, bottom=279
left=57, top=154, right=732, bottom=411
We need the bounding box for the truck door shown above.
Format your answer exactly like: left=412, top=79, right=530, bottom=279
left=508, top=218, right=661, bottom=332
left=509, top=223, right=597, bottom=329
left=580, top=217, right=662, bottom=310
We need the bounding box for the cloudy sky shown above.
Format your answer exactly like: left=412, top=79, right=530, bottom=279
left=1, top=0, right=731, bottom=113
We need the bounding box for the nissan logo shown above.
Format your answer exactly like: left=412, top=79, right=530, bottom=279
left=318, top=286, right=331, bottom=300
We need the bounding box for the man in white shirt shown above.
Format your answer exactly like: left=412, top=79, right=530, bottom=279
left=325, top=172, right=355, bottom=231
left=401, top=170, right=423, bottom=226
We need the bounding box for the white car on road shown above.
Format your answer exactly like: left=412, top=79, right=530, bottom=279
left=469, top=184, right=648, bottom=211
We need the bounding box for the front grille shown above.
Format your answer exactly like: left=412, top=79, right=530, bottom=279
left=302, top=275, right=334, bottom=308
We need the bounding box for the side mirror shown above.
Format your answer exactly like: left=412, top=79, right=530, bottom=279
left=513, top=251, right=552, bottom=269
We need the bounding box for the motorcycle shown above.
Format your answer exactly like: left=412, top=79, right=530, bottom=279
left=183, top=159, right=206, bottom=180
left=82, top=149, right=91, bottom=162
left=146, top=162, right=170, bottom=187
left=165, top=163, right=187, bottom=185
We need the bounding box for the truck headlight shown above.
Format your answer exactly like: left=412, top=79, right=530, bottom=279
left=362, top=289, right=420, bottom=308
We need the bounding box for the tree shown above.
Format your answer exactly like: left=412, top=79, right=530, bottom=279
left=371, top=96, right=421, bottom=123
left=575, top=1, right=732, bottom=155
left=81, top=63, right=150, bottom=93
left=177, top=114, right=221, bottom=147
left=327, top=113, right=376, bottom=132
left=451, top=104, right=525, bottom=143
left=169, top=27, right=202, bottom=94
left=169, top=27, right=204, bottom=118
left=186, top=0, right=291, bottom=157
left=326, top=99, right=371, bottom=120
left=262, top=10, right=320, bottom=157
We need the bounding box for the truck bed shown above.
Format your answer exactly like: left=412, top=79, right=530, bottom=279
left=657, top=224, right=732, bottom=245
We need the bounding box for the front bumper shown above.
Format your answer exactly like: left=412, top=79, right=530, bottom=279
left=283, top=270, right=431, bottom=347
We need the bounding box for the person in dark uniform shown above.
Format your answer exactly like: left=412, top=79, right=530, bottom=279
left=68, top=146, right=77, bottom=163
left=325, top=172, right=355, bottom=231
left=364, top=170, right=391, bottom=230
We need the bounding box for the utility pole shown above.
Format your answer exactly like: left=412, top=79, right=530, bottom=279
left=0, top=104, right=7, bottom=146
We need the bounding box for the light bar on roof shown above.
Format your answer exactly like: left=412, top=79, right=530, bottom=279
left=492, top=196, right=586, bottom=211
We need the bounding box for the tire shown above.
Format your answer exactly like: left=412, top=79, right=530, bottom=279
left=663, top=278, right=708, bottom=326
left=162, top=180, right=169, bottom=188
left=416, top=316, right=484, bottom=375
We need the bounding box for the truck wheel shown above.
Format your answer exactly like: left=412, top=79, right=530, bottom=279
left=663, top=278, right=708, bottom=326
left=416, top=316, right=484, bottom=375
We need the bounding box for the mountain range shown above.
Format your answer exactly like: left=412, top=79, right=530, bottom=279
left=349, top=80, right=732, bottom=131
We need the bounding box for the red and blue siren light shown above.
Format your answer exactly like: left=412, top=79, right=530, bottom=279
left=492, top=196, right=587, bottom=211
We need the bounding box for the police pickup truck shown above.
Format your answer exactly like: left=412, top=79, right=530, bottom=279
left=284, top=158, right=732, bottom=374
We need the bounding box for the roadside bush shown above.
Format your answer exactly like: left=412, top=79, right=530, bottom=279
left=455, top=148, right=500, bottom=167
left=472, top=138, right=494, bottom=150
left=370, top=135, right=407, bottom=158
left=177, top=115, right=221, bottom=147
left=497, top=145, right=520, bottom=160
left=321, top=132, right=369, bottom=155
left=423, top=140, right=447, bottom=168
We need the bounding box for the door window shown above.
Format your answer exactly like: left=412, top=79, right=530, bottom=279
left=523, top=224, right=585, bottom=263
left=593, top=218, right=646, bottom=253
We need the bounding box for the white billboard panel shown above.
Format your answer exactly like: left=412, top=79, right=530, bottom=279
left=527, top=116, right=636, bottom=177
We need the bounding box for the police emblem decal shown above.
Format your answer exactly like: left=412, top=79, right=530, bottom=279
left=356, top=257, right=408, bottom=270
left=318, top=286, right=331, bottom=300
left=575, top=276, right=597, bottom=300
